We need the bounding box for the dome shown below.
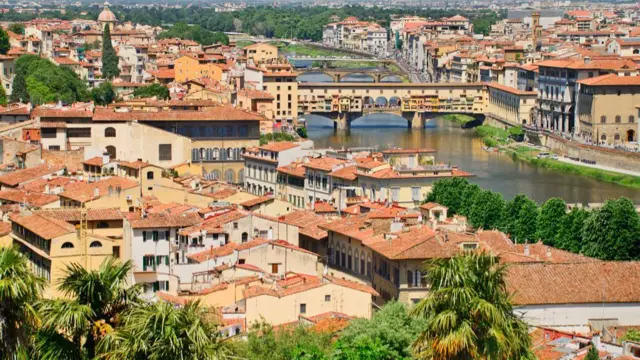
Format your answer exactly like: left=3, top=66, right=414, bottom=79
left=98, top=2, right=117, bottom=23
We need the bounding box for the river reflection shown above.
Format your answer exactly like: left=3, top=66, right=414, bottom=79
left=306, top=115, right=640, bottom=204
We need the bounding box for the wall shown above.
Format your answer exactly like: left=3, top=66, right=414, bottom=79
left=42, top=148, right=84, bottom=172
left=514, top=303, right=640, bottom=326
left=238, top=243, right=318, bottom=276
left=542, top=133, right=640, bottom=172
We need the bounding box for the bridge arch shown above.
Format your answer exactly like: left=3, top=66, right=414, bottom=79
left=380, top=75, right=403, bottom=83
left=389, top=96, right=402, bottom=107
left=363, top=96, right=374, bottom=108
left=340, top=72, right=375, bottom=83
left=297, top=71, right=335, bottom=83
left=375, top=96, right=388, bottom=107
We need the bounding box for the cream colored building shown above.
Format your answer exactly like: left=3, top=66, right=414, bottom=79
left=174, top=56, right=223, bottom=83
left=486, top=82, right=538, bottom=127
left=243, top=43, right=278, bottom=65
left=577, top=74, right=640, bottom=145
left=244, top=63, right=298, bottom=128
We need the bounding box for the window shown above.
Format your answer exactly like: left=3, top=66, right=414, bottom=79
left=105, top=127, right=116, bottom=137
left=600, top=116, right=607, bottom=124
left=67, top=128, right=91, bottom=138
left=89, top=241, right=102, bottom=248
left=159, top=144, right=172, bottom=161
left=411, top=187, right=420, bottom=202
left=48, top=145, right=60, bottom=151
left=630, top=115, right=635, bottom=123
left=325, top=295, right=331, bottom=302
left=41, top=128, right=57, bottom=138
left=616, top=115, right=622, bottom=123
left=97, top=222, right=109, bottom=229
left=391, top=188, right=399, bottom=202
left=61, top=242, right=74, bottom=249
left=146, top=171, right=154, bottom=180
left=233, top=222, right=238, bottom=229
left=241, top=232, right=248, bottom=243
left=271, top=263, right=279, bottom=274
left=106, top=146, right=116, bottom=160
left=112, top=246, right=120, bottom=258
left=299, top=303, right=306, bottom=314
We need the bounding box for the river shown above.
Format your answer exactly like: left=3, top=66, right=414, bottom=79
left=305, top=116, right=640, bottom=204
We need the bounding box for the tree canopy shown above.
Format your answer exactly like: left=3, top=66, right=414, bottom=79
left=133, top=83, right=169, bottom=100
left=159, top=22, right=229, bottom=46
left=101, top=25, right=120, bottom=80
left=0, top=27, right=10, bottom=55
left=91, top=82, right=116, bottom=105
left=581, top=197, right=640, bottom=260
left=10, top=55, right=89, bottom=104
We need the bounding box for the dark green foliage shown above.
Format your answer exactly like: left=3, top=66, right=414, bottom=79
left=459, top=183, right=481, bottom=216
left=132, top=83, right=169, bottom=100
left=584, top=343, right=599, bottom=360
left=0, top=27, right=9, bottom=55
left=502, top=195, right=539, bottom=243
left=468, top=190, right=506, bottom=229
left=260, top=132, right=296, bottom=145
left=536, top=198, right=567, bottom=246
left=91, top=82, right=115, bottom=105
left=296, top=127, right=308, bottom=138
left=472, top=11, right=502, bottom=36
left=554, top=207, right=588, bottom=253
left=424, top=177, right=471, bottom=215
left=0, top=85, right=7, bottom=106
left=581, top=197, right=640, bottom=260
left=159, top=22, right=229, bottom=46
left=8, top=23, right=25, bottom=35
left=101, top=25, right=119, bottom=80
left=10, top=55, right=89, bottom=105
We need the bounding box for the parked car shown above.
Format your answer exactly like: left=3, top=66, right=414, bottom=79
left=537, top=152, right=550, bottom=159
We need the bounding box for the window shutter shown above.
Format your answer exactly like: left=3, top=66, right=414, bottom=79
left=153, top=231, right=158, bottom=242
left=165, top=256, right=169, bottom=266
left=153, top=281, right=159, bottom=292
left=158, top=231, right=165, bottom=241
left=165, top=230, right=170, bottom=241
left=142, top=231, right=147, bottom=242
left=143, top=257, right=147, bottom=271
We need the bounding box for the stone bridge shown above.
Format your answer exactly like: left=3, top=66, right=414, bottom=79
left=298, top=68, right=406, bottom=83
left=298, top=82, right=487, bottom=129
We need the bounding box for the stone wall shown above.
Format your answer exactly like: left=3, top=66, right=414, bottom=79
left=542, top=133, right=640, bottom=172
left=42, top=148, right=84, bottom=173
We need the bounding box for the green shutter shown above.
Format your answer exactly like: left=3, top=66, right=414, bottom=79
left=165, top=231, right=170, bottom=241
left=153, top=281, right=159, bottom=292
left=165, top=256, right=169, bottom=266
left=153, top=231, right=158, bottom=241
left=143, top=257, right=147, bottom=271
left=142, top=231, right=147, bottom=242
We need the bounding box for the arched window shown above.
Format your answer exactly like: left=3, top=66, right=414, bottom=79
left=61, top=242, right=74, bottom=249
left=210, top=170, right=220, bottom=180
left=146, top=171, right=154, bottom=180
left=415, top=270, right=421, bottom=287
left=212, top=148, right=220, bottom=160
left=238, top=169, right=244, bottom=184
left=634, top=49, right=640, bottom=55
left=600, top=116, right=607, bottom=124
left=97, top=222, right=109, bottom=229
left=105, top=127, right=116, bottom=137
left=616, top=115, right=622, bottom=123
left=192, top=148, right=200, bottom=161
left=225, top=169, right=235, bottom=184
left=407, top=270, right=414, bottom=288
left=360, top=251, right=365, bottom=275
left=354, top=251, right=359, bottom=273
left=630, top=115, right=636, bottom=123
left=227, top=148, right=233, bottom=160
left=106, top=146, right=116, bottom=160
left=90, top=241, right=102, bottom=248
left=614, top=133, right=621, bottom=141
left=347, top=248, right=353, bottom=270
left=205, top=148, right=213, bottom=161
left=341, top=245, right=346, bottom=268
left=241, top=232, right=248, bottom=243
left=601, top=134, right=607, bottom=141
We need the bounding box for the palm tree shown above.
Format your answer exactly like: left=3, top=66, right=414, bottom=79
left=0, top=247, right=45, bottom=359
left=98, top=300, right=229, bottom=360
left=35, top=258, right=140, bottom=360
left=411, top=252, right=533, bottom=360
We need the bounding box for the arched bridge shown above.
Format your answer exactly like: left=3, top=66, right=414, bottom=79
left=298, top=68, right=406, bottom=83
left=298, top=82, right=487, bottom=130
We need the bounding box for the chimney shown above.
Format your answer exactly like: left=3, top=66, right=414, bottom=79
left=524, top=244, right=530, bottom=256
left=546, top=246, right=552, bottom=258
left=592, top=332, right=601, bottom=350
left=44, top=184, right=50, bottom=194
left=584, top=56, right=591, bottom=64
left=93, top=187, right=100, bottom=198
left=102, top=149, right=110, bottom=165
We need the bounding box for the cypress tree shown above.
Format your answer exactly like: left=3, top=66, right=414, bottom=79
left=0, top=28, right=9, bottom=55
left=101, top=24, right=120, bottom=80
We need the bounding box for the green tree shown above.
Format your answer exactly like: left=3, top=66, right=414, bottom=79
left=424, top=177, right=471, bottom=215
left=334, top=301, right=426, bottom=360
left=468, top=190, right=506, bottom=229
left=0, top=247, right=45, bottom=359
left=35, top=258, right=140, bottom=360
left=623, top=329, right=640, bottom=342
left=581, top=197, right=640, bottom=260
left=502, top=195, right=538, bottom=243
left=584, top=343, right=599, bottom=360
left=0, top=85, right=7, bottom=106
left=536, top=198, right=567, bottom=246
left=98, top=300, right=228, bottom=360
left=554, top=207, right=588, bottom=253
left=101, top=25, right=120, bottom=80
left=411, top=253, right=533, bottom=360
left=296, top=127, right=308, bottom=138
left=133, top=83, right=170, bottom=100
left=459, top=183, right=481, bottom=216
left=91, top=81, right=115, bottom=105
left=0, top=27, right=9, bottom=55
left=8, top=23, right=25, bottom=35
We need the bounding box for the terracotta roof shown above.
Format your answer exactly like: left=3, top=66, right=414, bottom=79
left=0, top=164, right=64, bottom=187
left=32, top=107, right=92, bottom=119
left=420, top=202, right=447, bottom=210
left=367, top=228, right=453, bottom=260
left=328, top=166, right=358, bottom=181
left=277, top=163, right=306, bottom=178
left=240, top=196, right=273, bottom=208
left=238, top=89, right=274, bottom=100
left=82, top=157, right=104, bottom=166
left=118, top=160, right=150, bottom=169
left=59, top=177, right=138, bottom=203
left=148, top=69, right=175, bottom=79
left=0, top=189, right=59, bottom=207
left=53, top=57, right=79, bottom=66
left=37, top=208, right=123, bottom=222
left=578, top=73, right=640, bottom=86
left=9, top=213, right=75, bottom=239
left=178, top=210, right=248, bottom=236
left=279, top=211, right=329, bottom=240
left=259, top=141, right=300, bottom=152
left=313, top=201, right=337, bottom=214
left=126, top=211, right=202, bottom=229
left=19, top=176, right=74, bottom=193
left=303, top=157, right=347, bottom=172
left=486, top=82, right=538, bottom=96
left=506, top=262, right=640, bottom=305
left=323, top=275, right=379, bottom=296
left=92, top=106, right=264, bottom=122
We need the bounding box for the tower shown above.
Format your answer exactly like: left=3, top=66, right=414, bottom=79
left=532, top=11, right=542, bottom=51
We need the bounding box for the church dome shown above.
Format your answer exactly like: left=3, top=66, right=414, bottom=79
left=98, top=2, right=117, bottom=23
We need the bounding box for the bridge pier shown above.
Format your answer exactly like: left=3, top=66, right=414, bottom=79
left=401, top=112, right=426, bottom=129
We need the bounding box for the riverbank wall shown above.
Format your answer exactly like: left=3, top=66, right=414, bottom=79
left=540, top=133, right=640, bottom=173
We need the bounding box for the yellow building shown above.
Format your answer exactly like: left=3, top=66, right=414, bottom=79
left=174, top=56, right=223, bottom=83
left=486, top=82, right=537, bottom=127
left=243, top=43, right=278, bottom=65
left=245, top=63, right=298, bottom=128
left=58, top=176, right=140, bottom=211
left=577, top=74, right=640, bottom=145
left=10, top=212, right=125, bottom=298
